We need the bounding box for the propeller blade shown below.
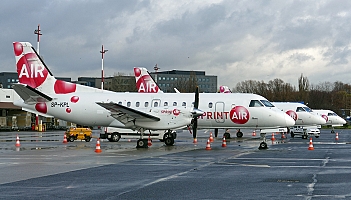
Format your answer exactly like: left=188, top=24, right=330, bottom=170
left=193, top=86, right=199, bottom=139
left=194, top=86, right=199, bottom=109
left=192, top=118, right=197, bottom=139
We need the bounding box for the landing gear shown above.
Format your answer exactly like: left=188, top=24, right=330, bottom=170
left=236, top=131, right=243, bottom=138
left=214, top=128, right=218, bottom=138
left=258, top=132, right=268, bottom=150
left=136, top=139, right=148, bottom=148
left=331, top=128, right=335, bottom=134
left=163, top=130, right=176, bottom=146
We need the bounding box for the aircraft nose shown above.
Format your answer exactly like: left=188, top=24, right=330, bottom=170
left=341, top=118, right=347, bottom=124
left=317, top=115, right=327, bottom=125
left=284, top=113, right=295, bottom=127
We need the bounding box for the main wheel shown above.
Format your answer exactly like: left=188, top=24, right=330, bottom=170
left=165, top=137, right=175, bottom=146
left=223, top=132, right=231, bottom=139
left=236, top=131, right=243, bottom=138
left=69, top=137, right=74, bottom=142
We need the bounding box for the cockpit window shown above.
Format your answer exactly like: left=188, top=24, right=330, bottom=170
left=260, top=100, right=274, bottom=107
left=303, top=107, right=312, bottom=112
left=249, top=100, right=264, bottom=107
left=328, top=112, right=337, bottom=116
left=296, top=107, right=305, bottom=112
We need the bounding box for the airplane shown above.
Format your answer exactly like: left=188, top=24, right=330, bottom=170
left=133, top=67, right=297, bottom=148
left=271, top=102, right=327, bottom=139
left=312, top=109, right=346, bottom=133
left=12, top=42, right=295, bottom=149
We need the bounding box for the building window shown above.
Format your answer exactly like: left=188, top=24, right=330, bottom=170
left=171, top=77, right=174, bottom=81
left=7, top=79, right=10, bottom=82
left=162, top=77, right=165, bottom=80
left=158, top=77, right=161, bottom=80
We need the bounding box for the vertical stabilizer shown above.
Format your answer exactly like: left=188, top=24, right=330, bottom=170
left=134, top=67, right=163, bottom=93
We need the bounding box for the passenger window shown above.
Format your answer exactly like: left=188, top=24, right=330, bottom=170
left=249, top=100, right=264, bottom=107
left=136, top=102, right=140, bottom=107
left=154, top=102, right=159, bottom=107
left=127, top=102, right=131, bottom=107
left=118, top=101, right=122, bottom=105
left=173, top=102, right=177, bottom=106
left=208, top=102, right=213, bottom=108
left=182, top=102, right=186, bottom=106
left=164, top=102, right=168, bottom=106
left=145, top=102, right=149, bottom=107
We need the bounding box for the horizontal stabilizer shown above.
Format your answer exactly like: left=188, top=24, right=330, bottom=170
left=12, top=84, right=53, bottom=104
left=96, top=102, right=160, bottom=125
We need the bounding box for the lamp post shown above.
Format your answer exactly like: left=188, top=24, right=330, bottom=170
left=100, top=45, right=108, bottom=90
left=34, top=24, right=42, bottom=131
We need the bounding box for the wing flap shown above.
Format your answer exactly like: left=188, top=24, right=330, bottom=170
left=96, top=102, right=160, bottom=125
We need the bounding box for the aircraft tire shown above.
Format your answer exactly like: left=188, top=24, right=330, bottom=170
left=224, top=132, right=231, bottom=139
left=136, top=139, right=148, bottom=148
left=236, top=131, right=243, bottom=138
left=165, top=138, right=174, bottom=146
left=85, top=137, right=91, bottom=142
left=258, top=142, right=268, bottom=149
left=69, top=137, right=74, bottom=142
left=315, top=136, right=319, bottom=138
left=290, top=132, right=295, bottom=138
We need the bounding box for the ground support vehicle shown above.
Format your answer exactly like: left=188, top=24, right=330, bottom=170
left=290, top=125, right=320, bottom=139
left=65, top=127, right=92, bottom=142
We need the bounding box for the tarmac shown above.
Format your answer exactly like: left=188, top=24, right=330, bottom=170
left=0, top=128, right=350, bottom=199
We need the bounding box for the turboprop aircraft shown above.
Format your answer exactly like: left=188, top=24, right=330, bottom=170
left=134, top=67, right=296, bottom=148
left=12, top=42, right=294, bottom=149
left=313, top=109, right=346, bottom=133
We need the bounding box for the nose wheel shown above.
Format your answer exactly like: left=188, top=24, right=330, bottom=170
left=258, top=132, right=268, bottom=150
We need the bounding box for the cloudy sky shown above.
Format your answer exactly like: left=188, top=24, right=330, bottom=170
left=1, top=0, right=351, bottom=89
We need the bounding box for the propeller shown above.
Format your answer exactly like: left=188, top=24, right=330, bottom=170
left=192, top=86, right=200, bottom=139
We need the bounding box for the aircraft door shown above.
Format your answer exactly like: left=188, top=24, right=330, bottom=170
left=215, top=102, right=225, bottom=123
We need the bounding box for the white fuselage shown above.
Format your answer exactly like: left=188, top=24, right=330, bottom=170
left=313, top=109, right=346, bottom=126
left=14, top=91, right=295, bottom=130
left=272, top=102, right=326, bottom=126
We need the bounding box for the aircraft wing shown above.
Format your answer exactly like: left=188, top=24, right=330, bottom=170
left=12, top=83, right=53, bottom=105
left=96, top=102, right=160, bottom=125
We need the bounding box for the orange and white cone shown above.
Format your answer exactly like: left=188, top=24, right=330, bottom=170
left=63, top=134, right=68, bottom=143
left=335, top=132, right=339, bottom=141
left=281, top=132, right=286, bottom=139
left=271, top=133, right=275, bottom=141
left=205, top=139, right=211, bottom=150
left=252, top=130, right=256, bottom=136
left=15, top=134, right=20, bottom=147
left=308, top=137, right=314, bottom=150
left=222, top=137, right=227, bottom=147
left=209, top=132, right=214, bottom=143
left=148, top=134, right=152, bottom=147
left=95, top=138, right=102, bottom=153
left=193, top=138, right=197, bottom=144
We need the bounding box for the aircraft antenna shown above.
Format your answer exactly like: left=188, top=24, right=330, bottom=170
left=100, top=45, right=108, bottom=90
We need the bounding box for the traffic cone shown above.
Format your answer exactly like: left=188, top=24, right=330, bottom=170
left=148, top=134, right=152, bottom=147
left=222, top=137, right=227, bottom=147
left=335, top=132, right=339, bottom=141
left=193, top=138, right=197, bottom=144
left=252, top=130, right=256, bottom=136
left=271, top=133, right=275, bottom=141
left=205, top=139, right=211, bottom=150
left=209, top=132, right=214, bottom=142
left=95, top=138, right=102, bottom=153
left=308, top=137, right=314, bottom=150
left=15, top=134, right=20, bottom=147
left=281, top=132, right=286, bottom=139
left=63, top=134, right=68, bottom=143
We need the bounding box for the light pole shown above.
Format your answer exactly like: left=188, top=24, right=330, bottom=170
left=100, top=45, right=108, bottom=90
left=34, top=24, right=42, bottom=54
left=34, top=24, right=42, bottom=131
